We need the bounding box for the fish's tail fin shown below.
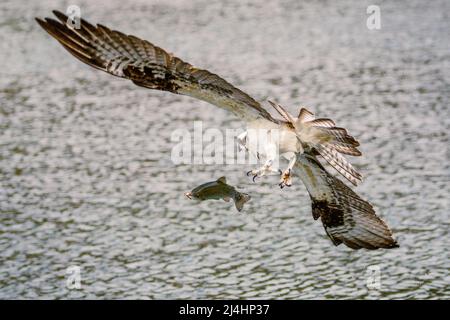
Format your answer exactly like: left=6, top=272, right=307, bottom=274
left=234, top=193, right=251, bottom=212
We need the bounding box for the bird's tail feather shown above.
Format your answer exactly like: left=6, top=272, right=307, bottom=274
left=330, top=144, right=362, bottom=156
left=314, top=144, right=362, bottom=186
left=316, top=127, right=360, bottom=147
left=306, top=118, right=335, bottom=128
left=298, top=107, right=315, bottom=122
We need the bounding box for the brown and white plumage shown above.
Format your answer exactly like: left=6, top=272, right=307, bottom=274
left=36, top=11, right=398, bottom=250
left=296, top=154, right=398, bottom=249
left=268, top=101, right=363, bottom=186
left=35, top=10, right=277, bottom=123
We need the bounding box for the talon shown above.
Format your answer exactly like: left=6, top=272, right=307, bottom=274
left=253, top=175, right=258, bottom=183
left=279, top=168, right=293, bottom=189
left=278, top=169, right=283, bottom=175
left=246, top=170, right=252, bottom=176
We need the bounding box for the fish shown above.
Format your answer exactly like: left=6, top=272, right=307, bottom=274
left=185, top=177, right=251, bottom=212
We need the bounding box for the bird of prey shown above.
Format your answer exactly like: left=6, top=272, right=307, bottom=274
left=36, top=10, right=399, bottom=250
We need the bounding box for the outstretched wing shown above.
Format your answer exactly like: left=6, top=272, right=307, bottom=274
left=35, top=11, right=277, bottom=123
left=295, top=153, right=398, bottom=250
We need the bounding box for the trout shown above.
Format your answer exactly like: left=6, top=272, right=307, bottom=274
left=185, top=177, right=251, bottom=212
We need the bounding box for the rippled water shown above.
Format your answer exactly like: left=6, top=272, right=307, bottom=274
left=1, top=0, right=449, bottom=299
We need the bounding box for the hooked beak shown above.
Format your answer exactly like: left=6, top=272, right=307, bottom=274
left=184, top=192, right=192, bottom=199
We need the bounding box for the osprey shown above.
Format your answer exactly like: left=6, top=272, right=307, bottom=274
left=36, top=10, right=399, bottom=250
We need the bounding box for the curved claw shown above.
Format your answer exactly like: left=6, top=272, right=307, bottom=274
left=252, top=175, right=258, bottom=183
left=246, top=170, right=252, bottom=177
left=279, top=168, right=292, bottom=189
left=278, top=169, right=283, bottom=175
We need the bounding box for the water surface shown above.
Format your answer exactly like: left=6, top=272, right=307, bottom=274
left=0, top=0, right=449, bottom=299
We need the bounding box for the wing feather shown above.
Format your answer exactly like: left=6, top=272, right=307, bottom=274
left=314, top=144, right=363, bottom=186
left=298, top=107, right=315, bottom=122
left=295, top=153, right=398, bottom=250
left=36, top=11, right=277, bottom=122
